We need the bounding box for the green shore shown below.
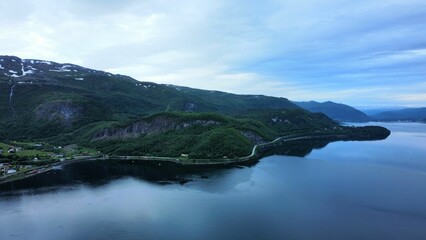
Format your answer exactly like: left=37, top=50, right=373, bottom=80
left=0, top=130, right=391, bottom=185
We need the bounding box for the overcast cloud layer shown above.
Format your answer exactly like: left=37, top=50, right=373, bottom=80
left=1, top=0, right=425, bottom=107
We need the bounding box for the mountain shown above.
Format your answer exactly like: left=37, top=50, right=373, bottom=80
left=0, top=56, right=390, bottom=160
left=294, top=101, right=370, bottom=122
left=358, top=107, right=405, bottom=116
left=0, top=56, right=297, bottom=118
left=370, top=108, right=426, bottom=122
left=0, top=55, right=298, bottom=137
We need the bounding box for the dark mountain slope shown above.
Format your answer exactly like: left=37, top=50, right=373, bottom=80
left=0, top=55, right=297, bottom=139
left=295, top=101, right=370, bottom=122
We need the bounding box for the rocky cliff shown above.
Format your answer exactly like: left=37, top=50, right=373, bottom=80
left=93, top=116, right=221, bottom=141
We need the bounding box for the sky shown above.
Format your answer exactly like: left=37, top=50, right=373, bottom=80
left=1, top=0, right=425, bottom=107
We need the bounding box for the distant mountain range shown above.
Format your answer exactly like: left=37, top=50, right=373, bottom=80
left=294, top=101, right=370, bottom=122
left=357, top=107, right=405, bottom=116
left=295, top=101, right=426, bottom=123
left=0, top=55, right=390, bottom=159
left=368, top=108, right=426, bottom=122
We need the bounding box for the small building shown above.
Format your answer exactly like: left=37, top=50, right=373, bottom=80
left=7, top=169, right=17, bottom=174
left=8, top=148, right=15, bottom=154
left=0, top=164, right=7, bottom=172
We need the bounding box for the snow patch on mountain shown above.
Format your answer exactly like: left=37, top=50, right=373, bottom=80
left=49, top=65, right=72, bottom=72
left=34, top=60, right=52, bottom=65
left=0, top=56, right=116, bottom=79
left=135, top=83, right=155, bottom=88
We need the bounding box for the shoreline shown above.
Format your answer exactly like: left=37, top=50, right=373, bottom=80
left=0, top=157, right=103, bottom=185
left=0, top=132, right=388, bottom=185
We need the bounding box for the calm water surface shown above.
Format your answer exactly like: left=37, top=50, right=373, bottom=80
left=1, top=122, right=426, bottom=240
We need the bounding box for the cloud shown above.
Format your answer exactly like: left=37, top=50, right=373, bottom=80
left=0, top=0, right=425, bottom=107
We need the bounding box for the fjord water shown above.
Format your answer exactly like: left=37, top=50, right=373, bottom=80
left=1, top=123, right=426, bottom=240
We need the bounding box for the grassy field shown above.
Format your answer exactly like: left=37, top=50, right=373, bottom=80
left=0, top=141, right=100, bottom=161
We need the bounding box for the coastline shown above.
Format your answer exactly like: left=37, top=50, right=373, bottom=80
left=0, top=131, right=389, bottom=185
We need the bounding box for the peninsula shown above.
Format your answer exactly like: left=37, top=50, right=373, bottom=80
left=0, top=56, right=390, bottom=183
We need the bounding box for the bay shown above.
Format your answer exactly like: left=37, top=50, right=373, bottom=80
left=1, top=122, right=425, bottom=240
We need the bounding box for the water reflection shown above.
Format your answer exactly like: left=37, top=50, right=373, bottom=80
left=262, top=140, right=331, bottom=157
left=0, top=160, right=258, bottom=196
left=0, top=138, right=341, bottom=195
left=308, top=122, right=426, bottom=173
